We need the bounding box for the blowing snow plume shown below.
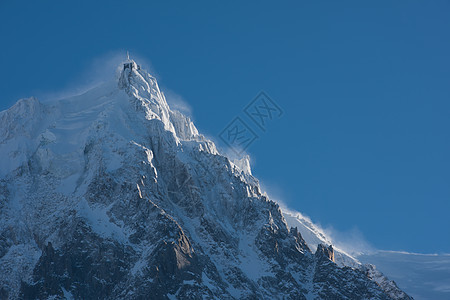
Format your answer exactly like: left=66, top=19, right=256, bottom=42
left=0, top=56, right=412, bottom=300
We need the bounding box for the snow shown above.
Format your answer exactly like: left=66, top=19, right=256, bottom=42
left=282, top=209, right=332, bottom=252
left=39, top=129, right=57, bottom=144
left=0, top=57, right=431, bottom=299
left=358, top=251, right=450, bottom=300
left=231, top=155, right=252, bottom=175
left=282, top=208, right=360, bottom=267
left=238, top=233, right=274, bottom=280
left=56, top=173, right=80, bottom=195
left=201, top=272, right=215, bottom=290
left=0, top=243, right=41, bottom=299
left=282, top=206, right=450, bottom=299
left=77, top=198, right=128, bottom=243
left=166, top=294, right=177, bottom=300
left=61, top=287, right=74, bottom=300
left=0, top=137, right=30, bottom=177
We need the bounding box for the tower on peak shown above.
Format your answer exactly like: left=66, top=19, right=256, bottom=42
left=123, top=51, right=140, bottom=71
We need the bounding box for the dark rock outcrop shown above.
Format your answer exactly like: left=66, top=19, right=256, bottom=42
left=0, top=59, right=412, bottom=299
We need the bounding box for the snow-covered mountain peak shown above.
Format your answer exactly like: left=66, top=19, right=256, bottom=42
left=116, top=58, right=201, bottom=142
left=0, top=59, right=209, bottom=179
left=118, top=59, right=172, bottom=127
left=0, top=59, right=412, bottom=299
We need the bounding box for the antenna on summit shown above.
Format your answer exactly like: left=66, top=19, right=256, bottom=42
left=123, top=51, right=140, bottom=71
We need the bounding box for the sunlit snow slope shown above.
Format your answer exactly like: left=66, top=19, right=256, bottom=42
left=359, top=251, right=450, bottom=300
left=283, top=209, right=450, bottom=300
left=0, top=58, right=413, bottom=299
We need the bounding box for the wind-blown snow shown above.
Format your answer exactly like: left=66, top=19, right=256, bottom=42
left=358, top=251, right=450, bottom=300
left=282, top=208, right=361, bottom=267
left=282, top=206, right=450, bottom=299
left=0, top=57, right=419, bottom=299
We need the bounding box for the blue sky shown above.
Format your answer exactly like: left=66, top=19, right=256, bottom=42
left=1, top=1, right=449, bottom=253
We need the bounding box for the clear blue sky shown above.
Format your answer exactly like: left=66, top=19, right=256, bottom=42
left=1, top=1, right=449, bottom=253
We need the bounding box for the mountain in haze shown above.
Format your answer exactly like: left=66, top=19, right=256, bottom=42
left=0, top=58, right=412, bottom=299
left=283, top=209, right=450, bottom=300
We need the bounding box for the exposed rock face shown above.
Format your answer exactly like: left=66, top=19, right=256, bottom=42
left=0, top=59, right=411, bottom=299
left=363, top=264, right=412, bottom=300
left=316, top=244, right=335, bottom=262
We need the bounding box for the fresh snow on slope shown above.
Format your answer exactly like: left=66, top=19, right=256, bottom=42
left=358, top=251, right=450, bottom=300
left=0, top=57, right=416, bottom=299
left=282, top=207, right=450, bottom=299
left=282, top=208, right=361, bottom=268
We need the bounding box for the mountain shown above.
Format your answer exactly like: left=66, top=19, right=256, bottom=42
left=284, top=209, right=450, bottom=300
left=358, top=251, right=450, bottom=300
left=0, top=58, right=411, bottom=299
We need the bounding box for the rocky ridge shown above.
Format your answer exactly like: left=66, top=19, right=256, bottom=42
left=0, top=59, right=411, bottom=299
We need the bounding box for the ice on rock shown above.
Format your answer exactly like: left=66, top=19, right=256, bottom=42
left=0, top=97, right=44, bottom=142
left=232, top=155, right=252, bottom=175
left=0, top=57, right=412, bottom=300
left=39, top=129, right=57, bottom=144
left=118, top=58, right=178, bottom=138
